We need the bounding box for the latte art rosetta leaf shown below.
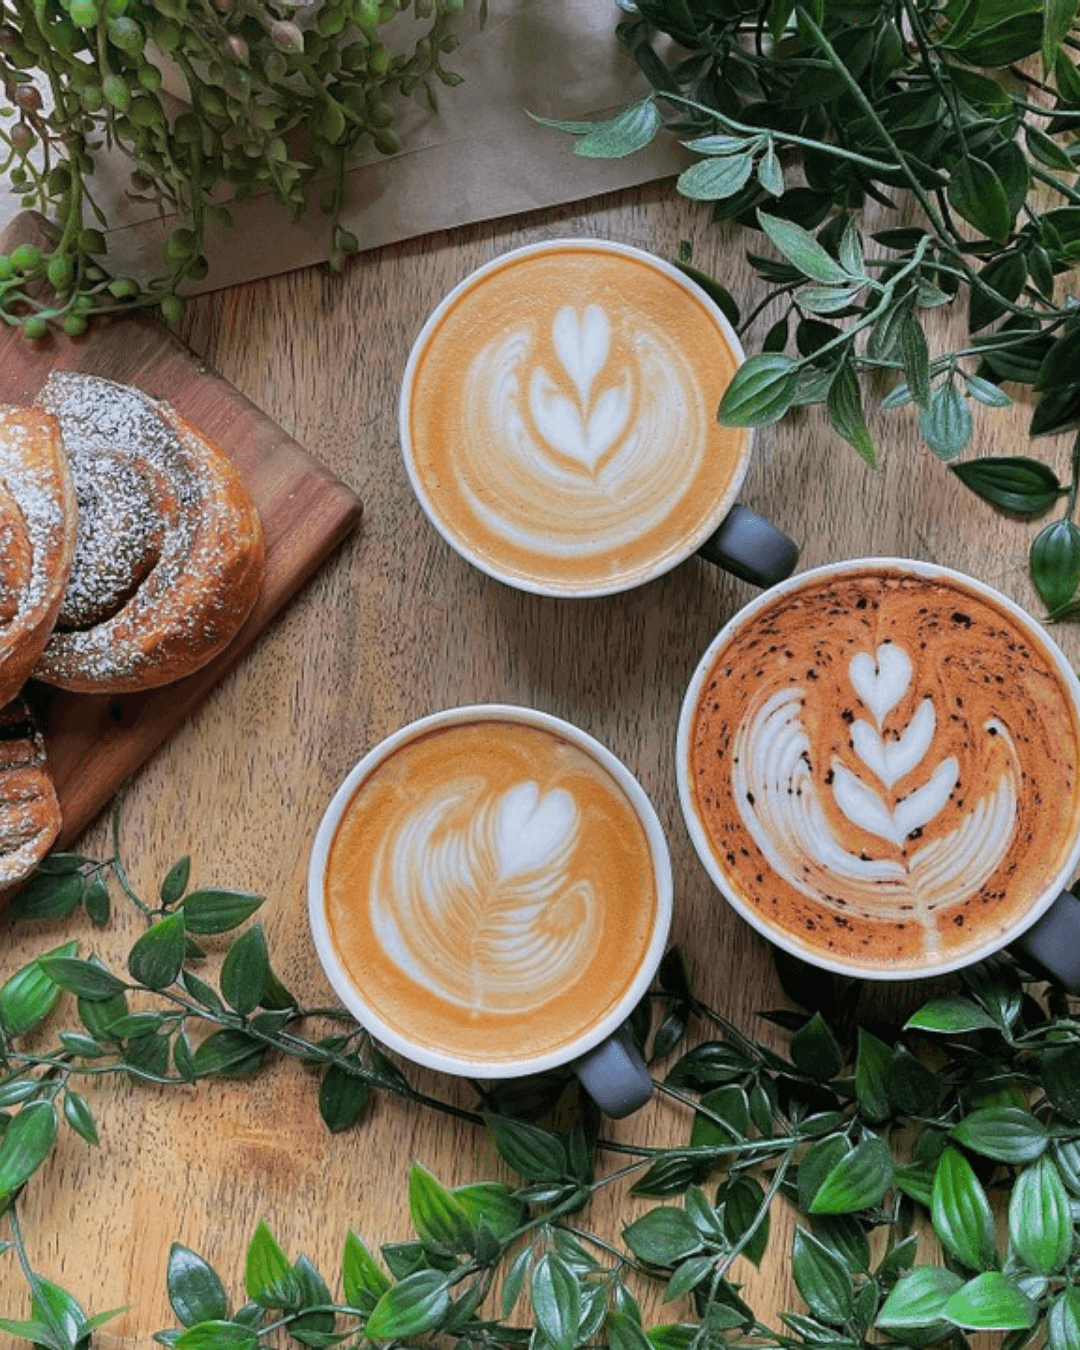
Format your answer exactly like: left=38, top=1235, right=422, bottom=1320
left=370, top=781, right=600, bottom=1014
left=731, top=637, right=1021, bottom=949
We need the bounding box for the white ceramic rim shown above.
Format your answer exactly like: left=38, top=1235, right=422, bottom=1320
left=397, top=236, right=754, bottom=599
left=675, top=557, right=1080, bottom=981
left=308, top=703, right=674, bottom=1078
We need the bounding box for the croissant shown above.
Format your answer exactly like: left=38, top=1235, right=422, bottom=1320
left=0, top=697, right=62, bottom=893
left=0, top=404, right=78, bottom=709
left=32, top=373, right=265, bottom=693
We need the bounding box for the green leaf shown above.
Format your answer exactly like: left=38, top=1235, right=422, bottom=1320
left=799, top=1135, right=853, bottom=1214
left=810, top=1137, right=894, bottom=1215
left=758, top=212, right=853, bottom=284
left=951, top=1107, right=1048, bottom=1163
left=942, top=1272, right=1038, bottom=1330
left=894, top=1160, right=936, bottom=1208
left=38, top=957, right=126, bottom=1002
left=623, top=1207, right=703, bottom=1266
left=128, top=911, right=187, bottom=990
left=608, top=1309, right=655, bottom=1350
left=5, top=871, right=85, bottom=921
left=758, top=143, right=784, bottom=197
left=318, top=1063, right=371, bottom=1134
left=1032, top=518, right=1080, bottom=612
left=826, top=362, right=876, bottom=467
left=690, top=1084, right=749, bottom=1148
left=718, top=352, right=800, bottom=427
left=1043, top=0, right=1079, bottom=75
left=799, top=284, right=864, bottom=315
left=876, top=1266, right=964, bottom=1330
left=487, top=1115, right=566, bottom=1182
left=920, top=382, right=973, bottom=460
left=678, top=154, right=755, bottom=201
left=1042, top=1043, right=1080, bottom=1120
left=1028, top=123, right=1076, bottom=173
left=190, top=1029, right=266, bottom=1079
left=950, top=456, right=1063, bottom=514
left=0, top=1100, right=58, bottom=1197
left=790, top=1227, right=855, bottom=1326
left=948, top=157, right=1012, bottom=243
left=885, top=1046, right=940, bottom=1116
left=1049, top=1286, right=1080, bottom=1350
left=1037, top=326, right=1080, bottom=391
left=905, top=996, right=999, bottom=1034
left=672, top=263, right=740, bottom=327
left=341, top=1231, right=390, bottom=1314
left=168, top=1244, right=229, bottom=1327
left=175, top=1321, right=258, bottom=1350
left=407, top=1163, right=474, bottom=1251
left=244, top=1220, right=298, bottom=1307
left=453, top=1182, right=525, bottom=1241
left=573, top=99, right=660, bottom=159
left=181, top=889, right=264, bottom=934
left=0, top=941, right=78, bottom=1038
left=965, top=374, right=1013, bottom=408
left=361, top=1269, right=450, bottom=1344
left=500, top=1246, right=532, bottom=1319
left=854, top=1029, right=893, bottom=1123
left=719, top=1175, right=769, bottom=1266
left=900, top=315, right=932, bottom=410
left=62, top=1088, right=98, bottom=1145
left=530, top=1253, right=581, bottom=1350
left=160, top=855, right=192, bottom=906
left=220, top=924, right=270, bottom=1016
left=931, top=1147, right=997, bottom=1271
left=1008, top=1155, right=1073, bottom=1275
left=969, top=252, right=1028, bottom=333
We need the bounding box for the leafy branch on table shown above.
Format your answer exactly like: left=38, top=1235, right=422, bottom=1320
left=536, top=0, right=1080, bottom=616
left=1, top=815, right=1080, bottom=1350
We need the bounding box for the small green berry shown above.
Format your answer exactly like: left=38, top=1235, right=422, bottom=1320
left=62, top=312, right=89, bottom=337
left=108, top=277, right=140, bottom=299
left=159, top=294, right=186, bottom=325
left=47, top=255, right=75, bottom=291
left=21, top=315, right=50, bottom=339
left=68, top=0, right=101, bottom=26
left=9, top=243, right=42, bottom=272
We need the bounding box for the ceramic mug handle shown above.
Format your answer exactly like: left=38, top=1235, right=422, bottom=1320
left=697, top=504, right=799, bottom=588
left=574, top=1024, right=652, bottom=1118
left=1009, top=890, right=1080, bottom=993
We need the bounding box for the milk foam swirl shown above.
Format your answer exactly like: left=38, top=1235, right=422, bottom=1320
left=369, top=779, right=599, bottom=1014
left=732, top=642, right=1019, bottom=947
left=458, top=303, right=707, bottom=556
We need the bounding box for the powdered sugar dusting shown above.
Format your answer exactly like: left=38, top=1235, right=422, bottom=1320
left=33, top=372, right=264, bottom=692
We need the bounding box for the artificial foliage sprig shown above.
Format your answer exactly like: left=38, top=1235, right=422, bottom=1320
left=0, top=0, right=469, bottom=331
left=537, top=0, right=1080, bottom=615
left=2, top=831, right=1080, bottom=1350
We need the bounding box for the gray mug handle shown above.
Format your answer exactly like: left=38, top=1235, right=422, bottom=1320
left=574, top=1024, right=652, bottom=1118
left=1009, top=889, right=1080, bottom=993
left=696, top=504, right=799, bottom=588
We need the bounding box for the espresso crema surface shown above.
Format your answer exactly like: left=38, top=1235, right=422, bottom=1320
left=686, top=568, right=1080, bottom=970
left=324, top=720, right=658, bottom=1063
left=404, top=245, right=749, bottom=593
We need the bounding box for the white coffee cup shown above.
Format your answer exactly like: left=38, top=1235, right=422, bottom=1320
left=399, top=238, right=797, bottom=598
left=676, top=558, right=1080, bottom=989
left=308, top=704, right=673, bottom=1116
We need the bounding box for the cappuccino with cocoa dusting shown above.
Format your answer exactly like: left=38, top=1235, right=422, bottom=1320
left=321, top=715, right=660, bottom=1066
left=679, top=562, right=1080, bottom=977
left=400, top=239, right=750, bottom=596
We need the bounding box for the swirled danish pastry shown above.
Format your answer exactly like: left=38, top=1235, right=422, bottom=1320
left=0, top=697, right=61, bottom=893
left=32, top=373, right=265, bottom=693
left=0, top=404, right=77, bottom=709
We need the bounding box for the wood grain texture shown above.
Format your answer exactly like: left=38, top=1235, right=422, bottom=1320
left=1, top=184, right=1078, bottom=1344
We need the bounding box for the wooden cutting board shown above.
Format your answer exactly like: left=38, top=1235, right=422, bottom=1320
left=0, top=211, right=363, bottom=851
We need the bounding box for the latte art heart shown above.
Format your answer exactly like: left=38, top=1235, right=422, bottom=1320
left=403, top=244, right=748, bottom=594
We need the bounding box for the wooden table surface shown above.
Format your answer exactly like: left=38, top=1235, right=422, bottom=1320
left=1, top=181, right=1074, bottom=1343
